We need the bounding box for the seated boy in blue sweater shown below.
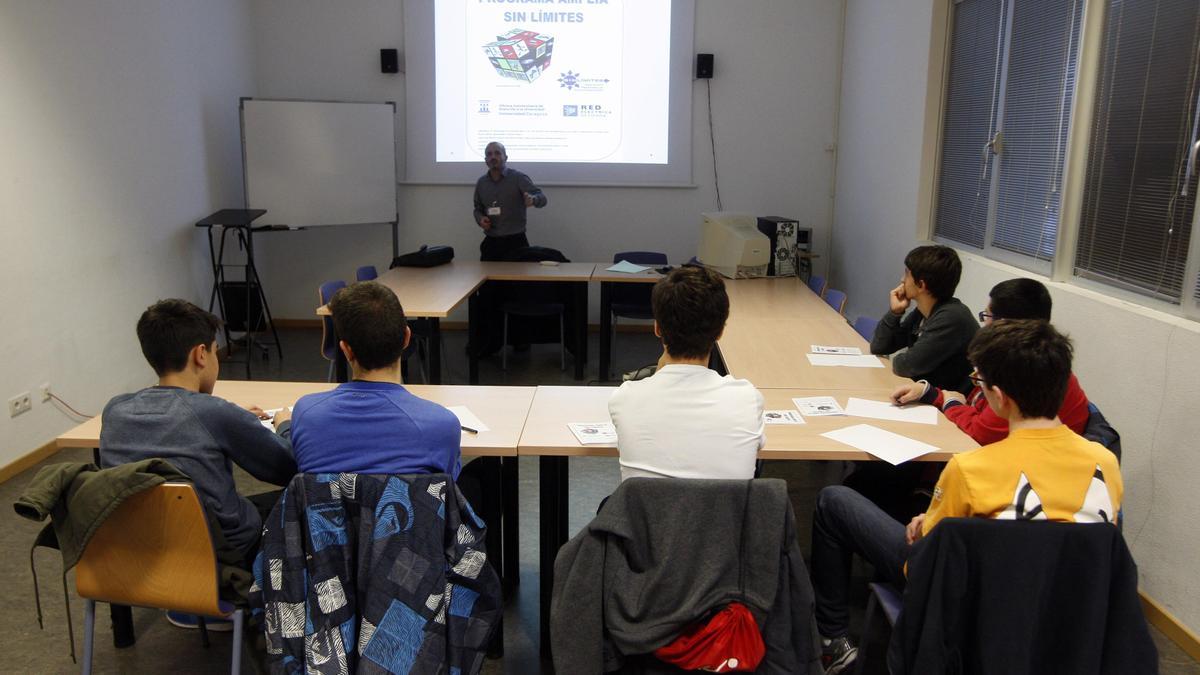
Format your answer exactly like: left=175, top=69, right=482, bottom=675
left=291, top=281, right=462, bottom=477
left=101, top=299, right=297, bottom=623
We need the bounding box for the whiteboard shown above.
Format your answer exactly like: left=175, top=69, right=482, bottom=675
left=241, top=98, right=397, bottom=228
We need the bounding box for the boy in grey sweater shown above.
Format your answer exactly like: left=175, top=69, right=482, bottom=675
left=100, top=299, right=296, bottom=567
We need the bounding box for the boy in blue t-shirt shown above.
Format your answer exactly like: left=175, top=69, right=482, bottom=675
left=291, top=282, right=461, bottom=477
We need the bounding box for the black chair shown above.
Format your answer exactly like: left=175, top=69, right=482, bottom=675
left=884, top=518, right=1156, bottom=675
left=498, top=246, right=573, bottom=371
left=609, top=251, right=667, bottom=378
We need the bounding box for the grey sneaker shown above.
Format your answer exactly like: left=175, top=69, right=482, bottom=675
left=821, top=636, right=857, bottom=674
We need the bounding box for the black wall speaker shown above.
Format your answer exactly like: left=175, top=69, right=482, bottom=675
left=696, top=53, right=714, bottom=79
left=381, top=48, right=399, bottom=74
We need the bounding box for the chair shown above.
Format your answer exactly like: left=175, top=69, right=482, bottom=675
left=852, top=315, right=878, bottom=341
left=807, top=274, right=827, bottom=297
left=318, top=280, right=347, bottom=382
left=882, top=519, right=1156, bottom=674
left=355, top=265, right=378, bottom=281
left=609, top=251, right=668, bottom=378
left=498, top=246, right=572, bottom=371
left=502, top=300, right=565, bottom=371
left=1083, top=402, right=1122, bottom=463
left=854, top=583, right=903, bottom=675
left=76, top=483, right=244, bottom=675
left=824, top=288, right=847, bottom=315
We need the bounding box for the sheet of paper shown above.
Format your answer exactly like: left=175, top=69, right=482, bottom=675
left=821, top=424, right=940, bottom=465
left=259, top=406, right=293, bottom=430
left=606, top=260, right=651, bottom=274
left=806, top=353, right=885, bottom=368
left=844, top=397, right=939, bottom=426
left=792, top=396, right=845, bottom=416
left=447, top=406, right=491, bottom=432
left=811, top=345, right=863, bottom=355
left=763, top=410, right=807, bottom=425
left=568, top=422, right=618, bottom=445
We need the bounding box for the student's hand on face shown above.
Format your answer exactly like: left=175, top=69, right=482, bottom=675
left=889, top=283, right=910, bottom=315
left=479, top=216, right=492, bottom=230
left=243, top=404, right=268, bottom=419
left=943, top=391, right=966, bottom=406
left=905, top=513, right=927, bottom=545
left=273, top=408, right=292, bottom=429
left=891, top=382, right=925, bottom=405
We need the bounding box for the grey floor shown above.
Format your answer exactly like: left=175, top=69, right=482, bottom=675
left=4, top=326, right=1196, bottom=673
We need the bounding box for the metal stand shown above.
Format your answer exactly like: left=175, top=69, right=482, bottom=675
left=196, top=209, right=283, bottom=378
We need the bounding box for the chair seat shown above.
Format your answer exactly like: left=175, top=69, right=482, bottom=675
left=501, top=301, right=565, bottom=317
left=611, top=304, right=655, bottom=320
left=868, top=582, right=903, bottom=626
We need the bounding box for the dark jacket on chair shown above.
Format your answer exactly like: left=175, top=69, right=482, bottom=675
left=251, top=473, right=501, bottom=675
left=551, top=478, right=821, bottom=675
left=890, top=518, right=1157, bottom=675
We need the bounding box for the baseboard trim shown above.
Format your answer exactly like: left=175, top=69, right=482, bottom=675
left=1141, top=591, right=1200, bottom=661
left=0, top=439, right=61, bottom=485
left=270, top=320, right=654, bottom=334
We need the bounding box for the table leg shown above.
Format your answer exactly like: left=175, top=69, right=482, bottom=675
left=599, top=282, right=613, bottom=381
left=428, top=318, right=442, bottom=384
left=468, top=292, right=481, bottom=385
left=334, top=341, right=348, bottom=383
left=502, top=456, right=519, bottom=595
left=572, top=282, right=587, bottom=381
left=539, top=455, right=569, bottom=657
left=110, top=604, right=135, bottom=648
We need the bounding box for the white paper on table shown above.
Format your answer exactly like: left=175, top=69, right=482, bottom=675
left=821, top=424, right=940, bottom=465
left=259, top=406, right=293, bottom=430
left=606, top=260, right=650, bottom=274
left=792, top=396, right=845, bottom=416
left=568, top=422, right=618, bottom=445
left=763, top=410, right=807, bottom=425
left=806, top=353, right=885, bottom=368
left=810, top=345, right=863, bottom=355
left=844, top=398, right=939, bottom=425
left=447, top=406, right=491, bottom=432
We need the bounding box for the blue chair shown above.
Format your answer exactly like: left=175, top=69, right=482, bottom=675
left=852, top=315, right=879, bottom=341
left=854, top=582, right=903, bottom=675
left=609, top=251, right=667, bottom=378
left=319, top=280, right=347, bottom=381
left=807, top=274, right=827, bottom=297
left=356, top=265, right=378, bottom=281
left=824, top=288, right=848, bottom=316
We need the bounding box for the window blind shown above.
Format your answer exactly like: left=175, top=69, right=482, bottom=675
left=934, top=0, right=1005, bottom=249
left=1075, top=0, right=1200, bottom=303
left=991, top=0, right=1083, bottom=261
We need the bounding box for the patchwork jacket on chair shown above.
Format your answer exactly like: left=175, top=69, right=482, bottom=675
left=251, top=473, right=501, bottom=674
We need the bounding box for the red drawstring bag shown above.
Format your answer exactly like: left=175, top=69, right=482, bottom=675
left=653, top=602, right=765, bottom=672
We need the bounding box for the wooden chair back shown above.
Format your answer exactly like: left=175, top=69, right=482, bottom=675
left=75, top=483, right=229, bottom=618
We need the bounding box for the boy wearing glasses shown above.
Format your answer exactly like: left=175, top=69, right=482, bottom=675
left=889, top=278, right=1091, bottom=445
left=870, top=245, right=979, bottom=395
left=812, top=320, right=1122, bottom=674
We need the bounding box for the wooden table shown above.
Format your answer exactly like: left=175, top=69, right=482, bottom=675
left=317, top=261, right=596, bottom=383
left=517, top=384, right=978, bottom=649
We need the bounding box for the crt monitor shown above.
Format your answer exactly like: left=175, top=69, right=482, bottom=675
left=697, top=212, right=770, bottom=279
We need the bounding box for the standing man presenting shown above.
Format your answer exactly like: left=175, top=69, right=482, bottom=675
left=473, top=141, right=548, bottom=261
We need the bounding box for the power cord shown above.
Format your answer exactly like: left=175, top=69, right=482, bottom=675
left=48, top=392, right=94, bottom=419
left=707, top=79, right=723, bottom=211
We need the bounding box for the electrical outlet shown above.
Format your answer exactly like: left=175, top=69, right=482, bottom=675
left=39, top=382, right=52, bottom=402
left=8, top=392, right=32, bottom=417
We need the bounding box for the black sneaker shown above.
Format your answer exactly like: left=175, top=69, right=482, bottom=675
left=821, top=636, right=857, bottom=674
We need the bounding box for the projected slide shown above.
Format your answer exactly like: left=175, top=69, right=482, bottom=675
left=435, top=0, right=671, bottom=165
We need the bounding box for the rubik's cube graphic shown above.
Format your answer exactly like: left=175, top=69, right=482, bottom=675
left=483, top=29, right=555, bottom=83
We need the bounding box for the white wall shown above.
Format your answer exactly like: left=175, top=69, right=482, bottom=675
left=247, top=0, right=845, bottom=319
left=0, top=0, right=256, bottom=465
left=834, top=0, right=1200, bottom=632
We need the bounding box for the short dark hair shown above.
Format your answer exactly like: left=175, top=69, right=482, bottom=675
left=330, top=282, right=407, bottom=370
left=136, top=299, right=221, bottom=376
left=988, top=278, right=1052, bottom=321
left=651, top=266, right=729, bottom=360
left=968, top=320, right=1073, bottom=419
left=904, top=245, right=962, bottom=300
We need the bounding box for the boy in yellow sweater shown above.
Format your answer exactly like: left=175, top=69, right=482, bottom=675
left=812, top=320, right=1122, bottom=674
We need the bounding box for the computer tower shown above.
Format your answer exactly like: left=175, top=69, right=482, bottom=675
left=757, top=216, right=811, bottom=277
